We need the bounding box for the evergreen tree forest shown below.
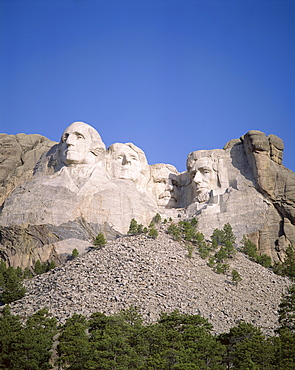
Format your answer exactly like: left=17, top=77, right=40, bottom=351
left=0, top=295, right=295, bottom=370
left=1, top=219, right=295, bottom=369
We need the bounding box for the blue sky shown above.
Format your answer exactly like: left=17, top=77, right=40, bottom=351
left=1, top=0, right=294, bottom=172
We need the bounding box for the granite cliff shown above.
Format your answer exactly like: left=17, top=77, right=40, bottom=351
left=0, top=123, right=294, bottom=268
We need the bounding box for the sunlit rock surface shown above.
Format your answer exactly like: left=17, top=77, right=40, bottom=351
left=0, top=122, right=294, bottom=267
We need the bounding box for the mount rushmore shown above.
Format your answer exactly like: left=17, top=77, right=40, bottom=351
left=0, top=122, right=294, bottom=268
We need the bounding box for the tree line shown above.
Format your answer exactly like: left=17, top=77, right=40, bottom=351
left=0, top=286, right=294, bottom=370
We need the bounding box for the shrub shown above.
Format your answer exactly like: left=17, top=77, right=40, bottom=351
left=128, top=218, right=139, bottom=235
left=241, top=236, right=272, bottom=269
left=240, top=236, right=258, bottom=258
left=148, top=227, right=158, bottom=239
left=1, top=267, right=26, bottom=304
left=94, top=233, right=107, bottom=247
left=187, top=245, right=194, bottom=258
left=153, top=213, right=161, bottom=224
left=149, top=220, right=155, bottom=228
left=273, top=245, right=295, bottom=280
left=167, top=223, right=182, bottom=241
left=232, top=269, right=242, bottom=285
left=256, top=254, right=272, bottom=268
left=214, top=263, right=229, bottom=274
left=72, top=248, right=79, bottom=259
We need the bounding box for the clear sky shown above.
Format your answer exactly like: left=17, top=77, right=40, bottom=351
left=1, top=0, right=294, bottom=173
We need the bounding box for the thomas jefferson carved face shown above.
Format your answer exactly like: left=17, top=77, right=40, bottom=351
left=107, top=143, right=148, bottom=185
left=150, top=164, right=179, bottom=207
left=60, top=122, right=105, bottom=166
left=189, top=158, right=217, bottom=203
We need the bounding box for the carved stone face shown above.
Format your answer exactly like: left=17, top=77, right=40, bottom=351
left=108, top=144, right=142, bottom=182
left=151, top=165, right=179, bottom=207
left=189, top=158, right=217, bottom=203
left=60, top=122, right=101, bottom=165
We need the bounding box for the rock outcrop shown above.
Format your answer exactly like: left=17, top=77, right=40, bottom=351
left=0, top=122, right=294, bottom=268
left=0, top=133, right=56, bottom=207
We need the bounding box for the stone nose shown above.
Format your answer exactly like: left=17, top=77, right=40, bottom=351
left=165, top=180, right=173, bottom=191
left=122, top=155, right=131, bottom=165
left=193, top=171, right=202, bottom=183
left=65, top=134, right=76, bottom=146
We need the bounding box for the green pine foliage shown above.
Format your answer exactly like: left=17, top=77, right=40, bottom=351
left=149, top=220, right=155, bottom=228
left=277, top=284, right=295, bottom=333
left=0, top=307, right=57, bottom=370
left=94, top=232, right=107, bottom=247
left=128, top=218, right=139, bottom=235
left=232, top=269, right=241, bottom=284
left=213, top=262, right=229, bottom=274
left=187, top=245, right=194, bottom=258
left=211, top=223, right=236, bottom=246
left=57, top=314, right=90, bottom=369
left=33, top=260, right=56, bottom=275
left=0, top=297, right=294, bottom=370
left=167, top=221, right=238, bottom=275
left=153, top=213, right=161, bottom=223
left=71, top=248, right=79, bottom=259
left=240, top=236, right=272, bottom=268
left=0, top=265, right=26, bottom=304
left=128, top=216, right=160, bottom=238
left=231, top=269, right=242, bottom=285
left=273, top=245, right=295, bottom=281
left=218, top=321, right=273, bottom=369
left=148, top=227, right=158, bottom=239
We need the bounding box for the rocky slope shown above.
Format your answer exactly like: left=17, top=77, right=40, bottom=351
left=8, top=224, right=291, bottom=336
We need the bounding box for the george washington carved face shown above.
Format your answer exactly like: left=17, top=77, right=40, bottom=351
left=60, top=122, right=105, bottom=166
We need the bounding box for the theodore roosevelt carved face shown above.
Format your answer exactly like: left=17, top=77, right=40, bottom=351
left=150, top=163, right=179, bottom=207
left=60, top=122, right=105, bottom=166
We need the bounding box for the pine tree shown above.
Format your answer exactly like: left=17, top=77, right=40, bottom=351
left=94, top=232, right=107, bottom=247
left=1, top=267, right=26, bottom=304
left=128, top=218, right=139, bottom=235
left=72, top=248, right=79, bottom=258
left=278, top=284, right=295, bottom=333
left=231, top=269, right=242, bottom=285
left=57, top=314, right=90, bottom=369
left=148, top=227, right=158, bottom=239
left=153, top=213, right=161, bottom=223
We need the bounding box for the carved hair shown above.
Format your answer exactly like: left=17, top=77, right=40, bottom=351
left=150, top=163, right=178, bottom=175
left=107, top=142, right=148, bottom=167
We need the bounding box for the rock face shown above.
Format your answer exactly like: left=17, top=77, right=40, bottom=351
left=8, top=227, right=291, bottom=336
left=0, top=133, right=56, bottom=206
left=0, top=122, right=294, bottom=268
